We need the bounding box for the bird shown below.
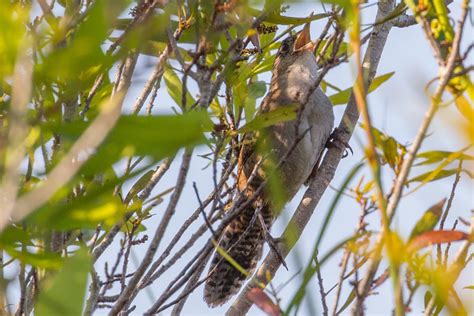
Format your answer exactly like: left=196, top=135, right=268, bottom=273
left=204, top=22, right=335, bottom=307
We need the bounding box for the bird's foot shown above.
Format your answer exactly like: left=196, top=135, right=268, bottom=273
left=326, top=127, right=353, bottom=158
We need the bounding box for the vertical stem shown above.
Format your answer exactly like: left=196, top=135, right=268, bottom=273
left=355, top=0, right=469, bottom=313
left=348, top=1, right=403, bottom=314
left=0, top=250, right=4, bottom=313
left=110, top=149, right=193, bottom=314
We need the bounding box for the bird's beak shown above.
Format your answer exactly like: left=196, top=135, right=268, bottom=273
left=293, top=23, right=316, bottom=53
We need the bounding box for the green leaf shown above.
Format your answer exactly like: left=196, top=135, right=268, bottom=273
left=336, top=288, right=356, bottom=314
left=164, top=67, right=196, bottom=109
left=372, top=2, right=408, bottom=27
left=381, top=136, right=399, bottom=169
left=4, top=247, right=63, bottom=269
left=330, top=72, right=395, bottom=105
left=409, top=199, right=445, bottom=240
left=0, top=2, right=29, bottom=77
left=54, top=111, right=210, bottom=175
left=454, top=94, right=474, bottom=122
left=316, top=39, right=348, bottom=60
left=247, top=7, right=329, bottom=25
left=0, top=225, right=33, bottom=247
left=116, top=11, right=171, bottom=51
left=109, top=37, right=179, bottom=58
left=29, top=192, right=126, bottom=230
left=422, top=289, right=446, bottom=315
left=408, top=168, right=472, bottom=184
left=37, top=0, right=128, bottom=85
left=250, top=55, right=276, bottom=76
left=416, top=149, right=474, bottom=166
left=369, top=126, right=405, bottom=171
left=27, top=164, right=152, bottom=229
left=424, top=291, right=433, bottom=310
left=36, top=249, right=90, bottom=316
left=239, top=105, right=298, bottom=133
left=248, top=81, right=267, bottom=99
left=409, top=150, right=473, bottom=188
left=244, top=96, right=257, bottom=124
left=124, top=169, right=154, bottom=204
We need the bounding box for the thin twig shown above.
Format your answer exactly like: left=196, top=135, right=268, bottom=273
left=355, top=1, right=469, bottom=312
left=227, top=1, right=396, bottom=313
left=424, top=217, right=474, bottom=316
left=109, top=149, right=193, bottom=314
left=315, top=253, right=329, bottom=316
left=437, top=159, right=463, bottom=264
left=5, top=55, right=136, bottom=230
left=139, top=156, right=237, bottom=287
left=193, top=182, right=217, bottom=238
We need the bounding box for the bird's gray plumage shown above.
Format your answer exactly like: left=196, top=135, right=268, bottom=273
left=204, top=26, right=334, bottom=307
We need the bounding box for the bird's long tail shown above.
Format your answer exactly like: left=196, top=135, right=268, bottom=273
left=203, top=200, right=272, bottom=307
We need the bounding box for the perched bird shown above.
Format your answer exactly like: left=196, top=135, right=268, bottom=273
left=204, top=23, right=335, bottom=307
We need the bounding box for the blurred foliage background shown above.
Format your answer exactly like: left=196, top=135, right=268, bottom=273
left=0, top=0, right=472, bottom=315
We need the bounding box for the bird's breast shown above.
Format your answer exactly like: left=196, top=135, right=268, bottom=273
left=284, top=54, right=320, bottom=104
left=267, top=87, right=334, bottom=199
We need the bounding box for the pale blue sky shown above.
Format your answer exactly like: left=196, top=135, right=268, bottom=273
left=115, top=1, right=474, bottom=315
left=5, top=1, right=473, bottom=315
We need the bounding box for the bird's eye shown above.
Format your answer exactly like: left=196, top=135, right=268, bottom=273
left=279, top=39, right=292, bottom=55
left=279, top=36, right=295, bottom=56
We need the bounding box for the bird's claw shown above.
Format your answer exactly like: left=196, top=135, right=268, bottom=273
left=326, top=127, right=353, bottom=158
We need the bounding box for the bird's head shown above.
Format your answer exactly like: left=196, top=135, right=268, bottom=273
left=272, top=23, right=318, bottom=80
left=270, top=23, right=319, bottom=102
left=276, top=23, right=316, bottom=59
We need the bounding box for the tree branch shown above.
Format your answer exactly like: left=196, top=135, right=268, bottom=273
left=109, top=149, right=193, bottom=314
left=226, top=1, right=396, bottom=314
left=353, top=0, right=469, bottom=313
left=4, top=54, right=137, bottom=231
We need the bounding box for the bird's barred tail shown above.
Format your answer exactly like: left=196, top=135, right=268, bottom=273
left=204, top=202, right=272, bottom=307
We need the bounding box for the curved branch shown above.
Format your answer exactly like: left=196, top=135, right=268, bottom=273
left=354, top=0, right=470, bottom=313
left=225, top=1, right=396, bottom=314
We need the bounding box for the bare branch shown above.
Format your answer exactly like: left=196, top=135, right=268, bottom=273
left=226, top=1, right=396, bottom=314
left=3, top=55, right=137, bottom=231
left=110, top=149, right=193, bottom=314
left=354, top=0, right=470, bottom=312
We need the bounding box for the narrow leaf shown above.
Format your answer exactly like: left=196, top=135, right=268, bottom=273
left=409, top=199, right=446, bottom=240
left=247, top=288, right=281, bottom=316
left=248, top=81, right=267, bottom=99
left=124, top=169, right=154, bottom=204
left=407, top=230, right=470, bottom=252
left=408, top=169, right=459, bottom=183
left=330, top=72, right=395, bottom=105
left=5, top=247, right=62, bottom=269
left=247, top=8, right=329, bottom=25
left=164, top=67, right=196, bottom=108
left=36, top=249, right=90, bottom=316
left=239, top=105, right=298, bottom=133
left=336, top=288, right=356, bottom=314
left=211, top=240, right=249, bottom=278
left=415, top=149, right=473, bottom=166
left=454, top=94, right=474, bottom=122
